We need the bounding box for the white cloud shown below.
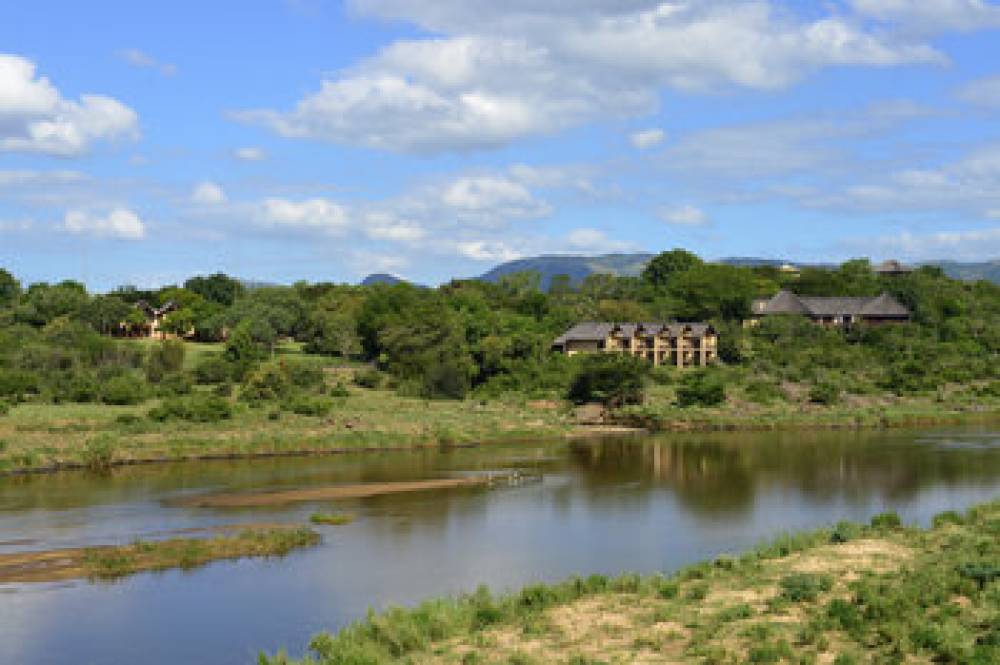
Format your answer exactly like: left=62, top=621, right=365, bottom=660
left=851, top=0, right=1000, bottom=33
left=118, top=49, right=177, bottom=77
left=191, top=181, right=227, bottom=205
left=658, top=204, right=709, bottom=226
left=857, top=226, right=1000, bottom=260
left=256, top=198, right=349, bottom=234
left=629, top=128, right=665, bottom=150
left=238, top=2, right=942, bottom=153
left=0, top=218, right=33, bottom=232
left=454, top=240, right=521, bottom=262
left=233, top=146, right=266, bottom=161
left=0, top=55, right=139, bottom=156
left=566, top=227, right=635, bottom=251
left=64, top=208, right=146, bottom=239
left=439, top=175, right=550, bottom=222
left=957, top=75, right=1000, bottom=108
left=0, top=170, right=87, bottom=187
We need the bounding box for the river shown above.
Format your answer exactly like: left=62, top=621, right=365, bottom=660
left=1, top=426, right=998, bottom=665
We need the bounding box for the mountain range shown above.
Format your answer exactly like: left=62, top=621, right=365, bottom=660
left=362, top=255, right=1000, bottom=290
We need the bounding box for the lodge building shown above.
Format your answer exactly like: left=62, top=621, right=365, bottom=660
left=749, top=290, right=911, bottom=326
left=552, top=322, right=718, bottom=368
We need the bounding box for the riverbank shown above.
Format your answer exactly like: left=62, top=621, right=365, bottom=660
left=1, top=385, right=998, bottom=476
left=0, top=526, right=319, bottom=583
left=261, top=499, right=999, bottom=664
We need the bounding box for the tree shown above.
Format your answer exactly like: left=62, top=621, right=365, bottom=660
left=184, top=273, right=244, bottom=306
left=666, top=264, right=760, bottom=321
left=304, top=311, right=361, bottom=358
left=0, top=269, right=21, bottom=307
left=567, top=354, right=647, bottom=407
left=641, top=249, right=703, bottom=287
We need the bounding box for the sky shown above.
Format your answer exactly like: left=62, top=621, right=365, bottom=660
left=2, top=0, right=1000, bottom=290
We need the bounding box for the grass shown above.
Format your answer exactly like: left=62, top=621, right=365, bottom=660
left=83, top=527, right=320, bottom=580
left=309, top=512, right=355, bottom=526
left=259, top=499, right=1000, bottom=664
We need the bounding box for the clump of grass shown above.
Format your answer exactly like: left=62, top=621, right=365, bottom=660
left=83, top=527, right=320, bottom=580
left=309, top=512, right=354, bottom=526
left=81, top=433, right=118, bottom=472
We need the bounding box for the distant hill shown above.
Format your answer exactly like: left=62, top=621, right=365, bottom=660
left=476, top=254, right=1000, bottom=290
left=477, top=253, right=655, bottom=290
left=361, top=273, right=406, bottom=287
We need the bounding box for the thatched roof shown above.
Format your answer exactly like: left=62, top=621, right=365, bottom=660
left=755, top=290, right=910, bottom=319
left=553, top=321, right=716, bottom=346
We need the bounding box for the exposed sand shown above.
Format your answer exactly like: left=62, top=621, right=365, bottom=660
left=173, top=474, right=521, bottom=508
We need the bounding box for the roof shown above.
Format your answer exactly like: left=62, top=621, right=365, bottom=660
left=874, top=260, right=913, bottom=274
left=754, top=290, right=910, bottom=319
left=553, top=321, right=716, bottom=345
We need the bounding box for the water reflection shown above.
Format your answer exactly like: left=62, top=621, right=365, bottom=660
left=0, top=426, right=998, bottom=665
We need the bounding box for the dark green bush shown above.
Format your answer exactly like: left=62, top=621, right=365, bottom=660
left=148, top=395, right=233, bottom=423
left=809, top=382, right=840, bottom=405
left=676, top=370, right=726, bottom=408
left=240, top=363, right=292, bottom=403
left=100, top=374, right=147, bottom=405
left=869, top=511, right=902, bottom=530
left=744, top=379, right=785, bottom=404
left=282, top=393, right=335, bottom=417
left=567, top=354, right=647, bottom=407
left=155, top=373, right=192, bottom=397
left=284, top=360, right=325, bottom=390
left=354, top=368, right=384, bottom=389
left=779, top=573, right=832, bottom=602
left=193, top=356, right=232, bottom=384
left=145, top=339, right=185, bottom=383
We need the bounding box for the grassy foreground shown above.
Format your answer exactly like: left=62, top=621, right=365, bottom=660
left=261, top=500, right=999, bottom=664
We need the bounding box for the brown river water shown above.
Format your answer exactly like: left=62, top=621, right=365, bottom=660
left=1, top=426, right=998, bottom=665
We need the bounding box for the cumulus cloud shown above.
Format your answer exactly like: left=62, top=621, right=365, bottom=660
left=191, top=181, right=226, bottom=205
left=256, top=198, right=350, bottom=234
left=566, top=227, right=635, bottom=251
left=658, top=204, right=709, bottom=226
left=629, top=128, right=665, bottom=150
left=454, top=240, right=522, bottom=262
left=0, top=54, right=139, bottom=156
left=237, top=2, right=942, bottom=153
left=118, top=48, right=177, bottom=76
left=64, top=208, right=146, bottom=239
left=233, top=146, right=266, bottom=161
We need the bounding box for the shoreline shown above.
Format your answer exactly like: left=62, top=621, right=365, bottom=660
left=2, top=403, right=997, bottom=478
left=260, top=499, right=1000, bottom=664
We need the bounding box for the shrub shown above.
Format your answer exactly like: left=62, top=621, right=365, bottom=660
left=809, top=382, right=840, bottom=405
left=567, top=354, right=647, bottom=407
left=779, top=573, right=832, bottom=602
left=676, top=371, right=726, bottom=408
left=193, top=356, right=232, bottom=384
left=82, top=434, right=117, bottom=471
left=830, top=521, right=863, bottom=544
left=155, top=373, right=192, bottom=397
left=0, top=368, right=40, bottom=399
left=145, top=339, right=185, bottom=383
left=240, top=363, right=292, bottom=403
left=282, top=393, right=335, bottom=417
left=932, top=511, right=964, bottom=528
left=869, top=511, right=902, bottom=530
left=284, top=360, right=325, bottom=390
left=354, top=368, right=384, bottom=390
left=148, top=395, right=233, bottom=423
left=100, top=374, right=147, bottom=405
left=744, top=379, right=785, bottom=404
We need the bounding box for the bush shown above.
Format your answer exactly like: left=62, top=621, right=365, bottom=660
left=100, top=374, right=147, bottom=405
left=284, top=360, right=325, bottom=390
left=282, top=393, right=335, bottom=417
left=240, top=363, right=292, bottom=403
left=744, top=379, right=785, bottom=404
left=155, top=373, right=192, bottom=397
left=193, top=356, right=232, bottom=384
left=354, top=368, right=384, bottom=390
left=148, top=395, right=233, bottom=423
left=779, top=573, right=832, bottom=602
left=809, top=382, right=840, bottom=405
left=869, top=511, right=902, bottom=530
left=0, top=368, right=40, bottom=399
left=82, top=434, right=117, bottom=471
left=676, top=371, right=726, bottom=408
left=567, top=354, right=647, bottom=407
left=145, top=339, right=185, bottom=383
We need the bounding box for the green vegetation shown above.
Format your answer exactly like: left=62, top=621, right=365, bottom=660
left=309, top=512, right=355, bottom=526
left=0, top=253, right=998, bottom=473
left=83, top=527, right=320, bottom=580
left=259, top=500, right=1000, bottom=664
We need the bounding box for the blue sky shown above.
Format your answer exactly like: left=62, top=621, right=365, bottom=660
left=2, top=0, right=1000, bottom=289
